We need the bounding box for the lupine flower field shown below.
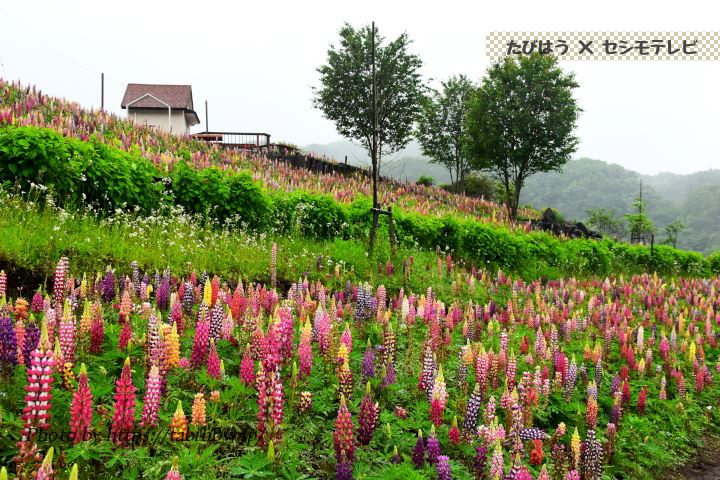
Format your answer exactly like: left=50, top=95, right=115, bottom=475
left=0, top=254, right=718, bottom=479
left=0, top=79, right=719, bottom=480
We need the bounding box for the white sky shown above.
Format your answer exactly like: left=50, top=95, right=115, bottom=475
left=1, top=0, right=719, bottom=175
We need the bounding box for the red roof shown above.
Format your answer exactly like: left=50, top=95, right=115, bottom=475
left=121, top=83, right=195, bottom=111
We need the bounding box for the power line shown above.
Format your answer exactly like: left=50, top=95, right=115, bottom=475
left=0, top=5, right=125, bottom=88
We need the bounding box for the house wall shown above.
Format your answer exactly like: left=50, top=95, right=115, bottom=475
left=127, top=108, right=190, bottom=135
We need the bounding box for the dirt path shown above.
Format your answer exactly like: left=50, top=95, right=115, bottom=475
left=659, top=436, right=720, bottom=480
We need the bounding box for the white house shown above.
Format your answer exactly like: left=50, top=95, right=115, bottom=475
left=120, top=83, right=200, bottom=135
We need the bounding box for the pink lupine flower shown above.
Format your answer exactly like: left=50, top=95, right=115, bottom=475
left=340, top=323, right=352, bottom=356
left=35, top=447, right=54, bottom=480
left=256, top=365, right=284, bottom=448
left=190, top=318, right=210, bottom=370
left=20, top=320, right=55, bottom=441
left=58, top=303, right=76, bottom=365
left=240, top=344, right=256, bottom=386
left=298, top=320, right=313, bottom=378
left=207, top=339, right=221, bottom=380
left=140, top=365, right=162, bottom=427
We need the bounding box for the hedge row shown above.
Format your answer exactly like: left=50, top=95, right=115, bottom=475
left=1, top=125, right=718, bottom=278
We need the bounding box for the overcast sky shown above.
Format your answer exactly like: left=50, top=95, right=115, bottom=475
left=1, top=0, right=718, bottom=175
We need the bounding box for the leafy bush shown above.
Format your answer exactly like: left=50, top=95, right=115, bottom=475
left=270, top=190, right=349, bottom=239
left=0, top=126, right=162, bottom=212
left=170, top=161, right=271, bottom=229
left=416, top=175, right=434, bottom=186
left=709, top=251, right=720, bottom=274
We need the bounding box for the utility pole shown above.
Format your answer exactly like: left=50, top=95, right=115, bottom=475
left=369, top=21, right=380, bottom=251
left=205, top=100, right=209, bottom=132
left=101, top=73, right=104, bottom=111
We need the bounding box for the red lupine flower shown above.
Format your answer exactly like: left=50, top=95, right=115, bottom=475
left=448, top=416, right=460, bottom=446
left=530, top=439, right=544, bottom=465
left=89, top=305, right=104, bottom=354
left=119, top=318, right=132, bottom=351
left=637, top=386, right=647, bottom=415
left=333, top=395, right=355, bottom=462
left=357, top=382, right=379, bottom=445
left=586, top=396, right=598, bottom=428
left=110, top=357, right=136, bottom=446
left=69, top=363, right=93, bottom=444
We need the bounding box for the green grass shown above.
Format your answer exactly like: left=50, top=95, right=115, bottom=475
left=0, top=188, right=479, bottom=303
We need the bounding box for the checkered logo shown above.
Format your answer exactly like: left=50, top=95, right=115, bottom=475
left=485, top=32, right=720, bottom=61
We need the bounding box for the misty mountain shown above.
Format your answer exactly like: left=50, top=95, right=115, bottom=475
left=520, top=159, right=720, bottom=254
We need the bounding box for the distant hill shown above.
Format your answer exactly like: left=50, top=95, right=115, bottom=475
left=302, top=142, right=720, bottom=255
left=302, top=140, right=452, bottom=184
left=521, top=158, right=720, bottom=254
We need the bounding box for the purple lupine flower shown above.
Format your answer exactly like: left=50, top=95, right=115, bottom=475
left=362, top=341, right=375, bottom=379
left=0, top=316, right=18, bottom=369
left=473, top=445, right=488, bottom=480
left=412, top=431, right=425, bottom=468
left=156, top=279, right=170, bottom=311
left=22, top=320, right=40, bottom=365
left=426, top=430, right=441, bottom=465
left=209, top=303, right=223, bottom=342
left=463, top=383, right=483, bottom=434
left=519, top=427, right=548, bottom=441
left=382, top=361, right=396, bottom=387
left=101, top=269, right=115, bottom=303
left=436, top=455, right=451, bottom=480
left=336, top=459, right=353, bottom=480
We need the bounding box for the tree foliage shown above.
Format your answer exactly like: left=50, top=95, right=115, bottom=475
left=312, top=23, right=425, bottom=180
left=416, top=74, right=475, bottom=185
left=662, top=220, right=685, bottom=248
left=585, top=208, right=627, bottom=240
left=464, top=53, right=581, bottom=220
left=626, top=197, right=655, bottom=244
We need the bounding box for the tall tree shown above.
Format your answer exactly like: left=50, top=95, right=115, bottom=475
left=625, top=197, right=655, bottom=244
left=464, top=53, right=581, bottom=220
left=416, top=74, right=475, bottom=186
left=312, top=23, right=424, bottom=209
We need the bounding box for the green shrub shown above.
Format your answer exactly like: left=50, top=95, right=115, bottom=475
left=169, top=161, right=270, bottom=229
left=270, top=191, right=349, bottom=239
left=0, top=126, right=162, bottom=212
